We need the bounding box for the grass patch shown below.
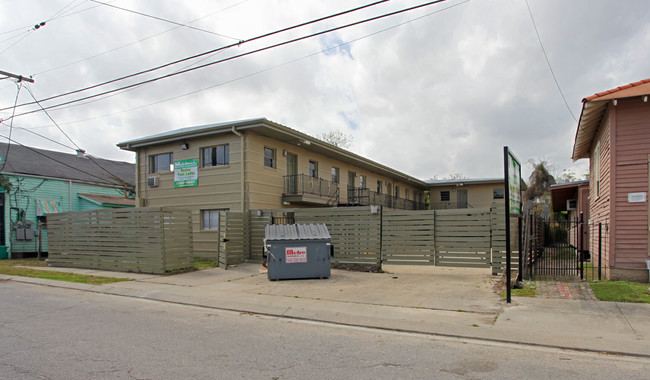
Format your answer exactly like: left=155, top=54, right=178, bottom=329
left=194, top=257, right=218, bottom=269
left=589, top=281, right=650, bottom=303
left=499, top=282, right=537, bottom=299
left=0, top=258, right=130, bottom=285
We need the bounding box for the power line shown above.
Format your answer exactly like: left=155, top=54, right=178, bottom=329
left=525, top=0, right=577, bottom=123
left=0, top=133, right=131, bottom=186
left=4, top=0, right=390, bottom=113
left=22, top=83, right=132, bottom=186
left=0, top=82, right=23, bottom=173
left=32, top=0, right=251, bottom=77
left=7, top=0, right=447, bottom=118
left=90, top=0, right=241, bottom=41
left=0, top=121, right=76, bottom=150
left=15, top=0, right=467, bottom=127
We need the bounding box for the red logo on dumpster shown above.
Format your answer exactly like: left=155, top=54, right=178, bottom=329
left=285, top=247, right=307, bottom=263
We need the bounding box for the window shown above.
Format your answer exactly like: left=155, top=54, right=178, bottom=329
left=493, top=188, right=504, bottom=199
left=440, top=191, right=450, bottom=202
left=201, top=209, right=226, bottom=230
left=395, top=186, right=400, bottom=198
left=331, top=167, right=339, bottom=183
left=264, top=147, right=276, bottom=168
left=377, top=181, right=382, bottom=194
left=359, top=175, right=366, bottom=189
left=405, top=189, right=409, bottom=200
left=309, top=160, right=318, bottom=178
left=149, top=153, right=173, bottom=173
left=202, top=145, right=229, bottom=168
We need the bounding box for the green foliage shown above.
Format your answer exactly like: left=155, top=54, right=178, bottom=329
left=525, top=160, right=556, bottom=201
left=194, top=258, right=218, bottom=269
left=590, top=281, right=650, bottom=303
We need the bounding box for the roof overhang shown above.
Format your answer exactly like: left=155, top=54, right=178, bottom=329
left=549, top=180, right=589, bottom=212
left=117, top=118, right=427, bottom=188
left=572, top=79, right=650, bottom=161
left=426, top=178, right=504, bottom=187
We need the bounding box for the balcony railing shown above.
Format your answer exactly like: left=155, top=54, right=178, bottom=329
left=283, top=174, right=339, bottom=205
left=347, top=188, right=426, bottom=210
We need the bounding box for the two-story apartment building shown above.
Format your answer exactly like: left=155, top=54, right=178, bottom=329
left=427, top=178, right=505, bottom=210
left=118, top=118, right=428, bottom=258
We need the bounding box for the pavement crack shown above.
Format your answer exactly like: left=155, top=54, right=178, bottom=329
left=615, top=302, right=642, bottom=339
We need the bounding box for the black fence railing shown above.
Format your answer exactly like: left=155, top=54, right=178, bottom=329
left=283, top=174, right=339, bottom=202
left=524, top=212, right=608, bottom=281
left=347, top=188, right=425, bottom=210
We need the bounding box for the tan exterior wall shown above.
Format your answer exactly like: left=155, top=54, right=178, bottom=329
left=245, top=133, right=424, bottom=209
left=135, top=133, right=242, bottom=258
left=430, top=183, right=504, bottom=210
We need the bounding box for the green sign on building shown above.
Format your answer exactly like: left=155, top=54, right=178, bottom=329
left=174, top=159, right=198, bottom=188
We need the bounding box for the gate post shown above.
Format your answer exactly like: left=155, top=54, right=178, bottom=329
left=598, top=223, right=602, bottom=281
left=579, top=212, right=584, bottom=280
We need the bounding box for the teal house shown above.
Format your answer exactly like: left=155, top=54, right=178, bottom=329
left=0, top=143, right=135, bottom=258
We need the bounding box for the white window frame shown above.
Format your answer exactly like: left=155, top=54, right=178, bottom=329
left=201, top=209, right=227, bottom=230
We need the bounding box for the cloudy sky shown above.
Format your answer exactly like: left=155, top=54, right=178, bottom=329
left=1, top=0, right=649, bottom=182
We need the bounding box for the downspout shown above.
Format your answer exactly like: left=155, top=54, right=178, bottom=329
left=68, top=180, right=72, bottom=212
left=232, top=127, right=245, bottom=212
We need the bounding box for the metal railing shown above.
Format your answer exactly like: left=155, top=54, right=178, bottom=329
left=283, top=174, right=339, bottom=201
left=347, top=188, right=425, bottom=210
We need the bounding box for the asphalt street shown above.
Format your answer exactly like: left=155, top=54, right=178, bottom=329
left=1, top=281, right=648, bottom=379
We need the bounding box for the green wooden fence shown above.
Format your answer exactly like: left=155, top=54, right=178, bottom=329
left=218, top=202, right=518, bottom=272
left=47, top=207, right=193, bottom=274
left=382, top=210, right=436, bottom=265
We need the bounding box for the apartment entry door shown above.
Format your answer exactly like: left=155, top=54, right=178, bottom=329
left=286, top=153, right=297, bottom=193
left=457, top=189, right=468, bottom=208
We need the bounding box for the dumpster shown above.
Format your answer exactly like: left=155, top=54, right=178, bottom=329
left=264, top=223, right=333, bottom=280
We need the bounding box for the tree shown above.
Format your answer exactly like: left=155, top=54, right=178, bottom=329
left=446, top=172, right=466, bottom=180
left=524, top=160, right=556, bottom=201
left=318, top=130, right=353, bottom=149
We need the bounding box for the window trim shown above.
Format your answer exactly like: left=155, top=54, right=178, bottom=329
left=149, top=153, right=173, bottom=174
left=309, top=160, right=318, bottom=178
left=201, top=144, right=230, bottom=168
left=493, top=188, right=505, bottom=200
left=264, top=147, right=276, bottom=168
left=440, top=190, right=450, bottom=202
left=331, top=167, right=339, bottom=184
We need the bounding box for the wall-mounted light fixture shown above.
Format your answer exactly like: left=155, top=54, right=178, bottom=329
left=283, top=150, right=288, bottom=156
left=256, top=210, right=263, bottom=217
left=180, top=143, right=189, bottom=150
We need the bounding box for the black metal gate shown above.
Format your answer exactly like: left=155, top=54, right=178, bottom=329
left=524, top=213, right=606, bottom=281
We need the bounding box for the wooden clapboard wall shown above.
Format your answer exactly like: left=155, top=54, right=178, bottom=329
left=47, top=207, right=193, bottom=274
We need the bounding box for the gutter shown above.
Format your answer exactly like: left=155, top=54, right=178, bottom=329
left=232, top=127, right=245, bottom=212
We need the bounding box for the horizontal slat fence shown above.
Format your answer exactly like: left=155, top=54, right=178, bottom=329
left=491, top=202, right=519, bottom=275
left=48, top=207, right=193, bottom=274
left=295, top=207, right=381, bottom=266
left=382, top=210, right=436, bottom=265
left=219, top=211, right=249, bottom=268
left=435, top=208, right=491, bottom=268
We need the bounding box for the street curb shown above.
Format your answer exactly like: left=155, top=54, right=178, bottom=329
left=5, top=275, right=650, bottom=360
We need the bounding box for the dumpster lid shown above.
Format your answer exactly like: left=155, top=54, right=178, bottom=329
left=265, top=223, right=330, bottom=241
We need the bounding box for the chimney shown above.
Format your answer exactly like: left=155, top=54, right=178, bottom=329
left=76, top=149, right=86, bottom=158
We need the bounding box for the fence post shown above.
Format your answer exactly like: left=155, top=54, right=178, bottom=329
left=528, top=213, right=533, bottom=280
left=598, top=222, right=602, bottom=281
left=579, top=212, right=584, bottom=280
left=517, top=217, right=523, bottom=282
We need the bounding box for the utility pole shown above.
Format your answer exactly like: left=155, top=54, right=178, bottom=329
left=0, top=69, right=34, bottom=83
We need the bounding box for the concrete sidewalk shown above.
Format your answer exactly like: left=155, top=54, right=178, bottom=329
left=2, top=264, right=649, bottom=358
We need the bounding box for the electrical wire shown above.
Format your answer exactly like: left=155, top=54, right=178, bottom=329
left=525, top=0, right=577, bottom=123
left=23, top=83, right=133, bottom=186
left=0, top=82, right=23, bottom=173
left=90, top=0, right=241, bottom=41
left=6, top=0, right=447, bottom=119
left=3, top=0, right=390, bottom=113
left=0, top=133, right=131, bottom=186
left=0, top=122, right=76, bottom=150
left=12, top=0, right=466, bottom=128
left=32, top=0, right=251, bottom=77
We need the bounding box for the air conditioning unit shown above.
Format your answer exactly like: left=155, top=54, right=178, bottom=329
left=566, top=199, right=577, bottom=211
left=147, top=177, right=159, bottom=187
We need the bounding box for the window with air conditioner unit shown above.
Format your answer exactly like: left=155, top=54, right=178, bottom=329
left=566, top=199, right=577, bottom=211
left=147, top=177, right=159, bottom=187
